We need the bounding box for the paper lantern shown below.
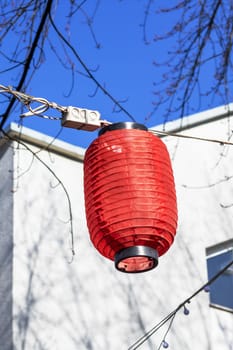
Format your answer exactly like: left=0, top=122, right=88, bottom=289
left=84, top=122, right=177, bottom=273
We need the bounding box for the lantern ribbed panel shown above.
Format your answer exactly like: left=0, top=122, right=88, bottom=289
left=84, top=127, right=177, bottom=264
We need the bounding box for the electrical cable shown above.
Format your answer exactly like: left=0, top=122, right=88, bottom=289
left=0, top=84, right=66, bottom=119
left=149, top=129, right=233, bottom=146
left=157, top=313, right=176, bottom=350
left=1, top=84, right=233, bottom=147
left=128, top=258, right=233, bottom=350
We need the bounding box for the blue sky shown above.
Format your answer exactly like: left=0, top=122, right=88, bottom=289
left=1, top=1, right=230, bottom=148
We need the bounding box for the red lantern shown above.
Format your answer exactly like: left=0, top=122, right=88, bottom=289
left=84, top=122, right=177, bottom=273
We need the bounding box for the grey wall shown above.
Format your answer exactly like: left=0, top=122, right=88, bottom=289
left=0, top=141, right=13, bottom=350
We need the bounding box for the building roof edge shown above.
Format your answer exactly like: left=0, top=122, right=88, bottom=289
left=151, top=103, right=233, bottom=134
left=1, top=123, right=85, bottom=162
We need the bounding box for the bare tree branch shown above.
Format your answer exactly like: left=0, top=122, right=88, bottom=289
left=151, top=0, right=233, bottom=122
left=0, top=0, right=53, bottom=129
left=48, top=9, right=136, bottom=122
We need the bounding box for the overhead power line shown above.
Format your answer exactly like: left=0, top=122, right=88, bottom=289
left=1, top=84, right=233, bottom=146
left=149, top=129, right=233, bottom=146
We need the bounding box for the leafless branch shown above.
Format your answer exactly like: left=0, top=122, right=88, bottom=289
left=48, top=9, right=136, bottom=122
left=150, top=0, right=233, bottom=122
left=0, top=0, right=53, bottom=129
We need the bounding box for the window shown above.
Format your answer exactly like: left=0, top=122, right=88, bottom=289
left=206, top=239, right=233, bottom=313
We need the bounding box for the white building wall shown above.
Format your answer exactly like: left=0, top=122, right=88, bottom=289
left=0, top=107, right=233, bottom=350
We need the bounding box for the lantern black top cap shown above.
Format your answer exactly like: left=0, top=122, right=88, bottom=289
left=99, top=122, right=148, bottom=136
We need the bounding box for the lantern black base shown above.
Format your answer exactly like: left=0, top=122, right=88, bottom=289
left=114, top=246, right=158, bottom=273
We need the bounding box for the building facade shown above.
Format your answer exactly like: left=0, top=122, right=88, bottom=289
left=0, top=105, right=233, bottom=349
